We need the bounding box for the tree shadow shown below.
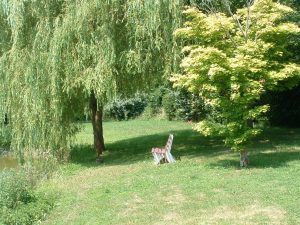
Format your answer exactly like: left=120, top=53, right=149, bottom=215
left=69, top=129, right=225, bottom=167
left=208, top=151, right=300, bottom=169
left=69, top=127, right=300, bottom=169
left=208, top=128, right=300, bottom=169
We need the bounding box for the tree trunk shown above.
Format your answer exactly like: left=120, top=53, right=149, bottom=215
left=240, top=150, right=249, bottom=167
left=90, top=91, right=105, bottom=162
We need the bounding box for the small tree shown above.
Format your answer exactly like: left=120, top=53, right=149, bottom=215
left=172, top=0, right=300, bottom=166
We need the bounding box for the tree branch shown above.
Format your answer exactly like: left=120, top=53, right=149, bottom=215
left=201, top=0, right=237, bottom=47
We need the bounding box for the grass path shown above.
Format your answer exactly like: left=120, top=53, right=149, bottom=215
left=41, top=120, right=300, bottom=225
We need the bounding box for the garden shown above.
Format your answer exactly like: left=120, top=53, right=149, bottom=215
left=1, top=0, right=300, bottom=224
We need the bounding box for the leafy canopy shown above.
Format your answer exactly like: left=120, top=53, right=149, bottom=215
left=172, top=0, right=300, bottom=150
left=0, top=0, right=183, bottom=161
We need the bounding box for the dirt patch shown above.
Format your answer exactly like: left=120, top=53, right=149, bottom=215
left=153, top=212, right=182, bottom=225
left=195, top=192, right=206, bottom=201
left=206, top=204, right=286, bottom=225
left=121, top=194, right=145, bottom=216
left=164, top=186, right=187, bottom=205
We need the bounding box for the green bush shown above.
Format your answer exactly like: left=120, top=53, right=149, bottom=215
left=0, top=170, right=32, bottom=209
left=104, top=87, right=205, bottom=122
left=104, top=93, right=147, bottom=120
left=22, top=154, right=58, bottom=184
left=147, top=87, right=165, bottom=115
left=162, top=91, right=176, bottom=120
left=175, top=90, right=205, bottom=122
left=0, top=169, right=55, bottom=225
left=161, top=88, right=205, bottom=121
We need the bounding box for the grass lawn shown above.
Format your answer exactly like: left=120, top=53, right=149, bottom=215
left=41, top=120, right=300, bottom=225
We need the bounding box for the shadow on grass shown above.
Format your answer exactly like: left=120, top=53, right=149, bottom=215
left=208, top=128, right=300, bottom=169
left=69, top=129, right=225, bottom=168
left=208, top=151, right=300, bottom=169
left=69, top=127, right=300, bottom=169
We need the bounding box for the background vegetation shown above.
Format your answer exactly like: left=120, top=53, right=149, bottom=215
left=0, top=169, right=55, bottom=225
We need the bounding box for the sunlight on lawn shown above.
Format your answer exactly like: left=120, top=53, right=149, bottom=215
left=42, top=120, right=300, bottom=225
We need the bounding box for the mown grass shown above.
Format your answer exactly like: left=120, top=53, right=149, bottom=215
left=41, top=120, right=300, bottom=225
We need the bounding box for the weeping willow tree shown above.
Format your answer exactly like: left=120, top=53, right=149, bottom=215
left=0, top=0, right=185, bottom=163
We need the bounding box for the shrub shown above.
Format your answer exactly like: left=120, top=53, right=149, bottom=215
left=23, top=153, right=58, bottom=183
left=175, top=90, right=205, bottom=122
left=104, top=87, right=206, bottom=121
left=161, top=88, right=205, bottom=121
left=0, top=170, right=32, bottom=209
left=104, top=93, right=147, bottom=120
left=162, top=91, right=176, bottom=120
left=147, top=87, right=165, bottom=115
left=0, top=169, right=55, bottom=225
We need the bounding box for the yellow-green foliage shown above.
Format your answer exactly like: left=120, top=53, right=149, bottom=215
left=172, top=0, right=300, bottom=150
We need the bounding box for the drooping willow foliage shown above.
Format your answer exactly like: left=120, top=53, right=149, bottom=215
left=0, top=0, right=186, bottom=162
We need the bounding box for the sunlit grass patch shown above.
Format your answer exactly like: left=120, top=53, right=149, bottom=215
left=42, top=120, right=300, bottom=225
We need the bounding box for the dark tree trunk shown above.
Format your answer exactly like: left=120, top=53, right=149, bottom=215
left=90, top=91, right=105, bottom=162
left=240, top=150, right=249, bottom=167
